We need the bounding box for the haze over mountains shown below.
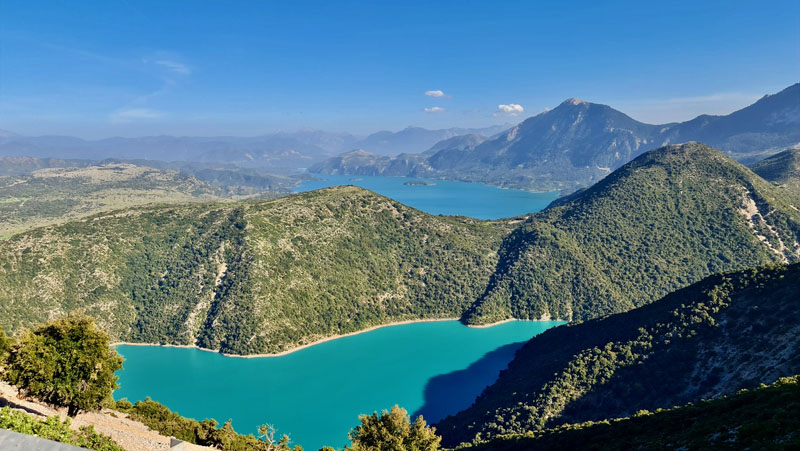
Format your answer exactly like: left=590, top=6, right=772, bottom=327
left=0, top=124, right=510, bottom=171
left=2, top=84, right=795, bottom=196
left=314, top=83, right=800, bottom=191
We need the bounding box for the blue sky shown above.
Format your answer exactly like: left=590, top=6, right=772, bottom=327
left=0, top=0, right=798, bottom=138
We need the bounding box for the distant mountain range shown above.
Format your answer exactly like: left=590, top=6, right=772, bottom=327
left=347, top=125, right=509, bottom=156
left=0, top=124, right=511, bottom=170
left=313, top=83, right=800, bottom=192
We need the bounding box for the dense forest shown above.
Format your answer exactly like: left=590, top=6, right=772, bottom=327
left=460, top=375, right=800, bottom=450
left=463, top=142, right=800, bottom=325
left=0, top=186, right=511, bottom=354
left=0, top=144, right=798, bottom=355
left=437, top=263, right=800, bottom=446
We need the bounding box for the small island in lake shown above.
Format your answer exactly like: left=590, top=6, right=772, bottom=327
left=404, top=180, right=436, bottom=186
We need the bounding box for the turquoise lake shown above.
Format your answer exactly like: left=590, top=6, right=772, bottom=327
left=115, top=320, right=562, bottom=450
left=296, top=174, right=559, bottom=219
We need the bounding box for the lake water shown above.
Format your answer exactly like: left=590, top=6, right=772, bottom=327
left=296, top=174, right=559, bottom=219
left=115, top=320, right=562, bottom=450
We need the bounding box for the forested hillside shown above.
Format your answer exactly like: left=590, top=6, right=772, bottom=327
left=463, top=142, right=800, bottom=325
left=461, top=375, right=800, bottom=451
left=750, top=147, right=800, bottom=197
left=2, top=143, right=799, bottom=356
left=438, top=263, right=800, bottom=446
left=0, top=186, right=511, bottom=354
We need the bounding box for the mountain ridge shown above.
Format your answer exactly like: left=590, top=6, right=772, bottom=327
left=313, top=83, right=800, bottom=191
left=462, top=142, right=800, bottom=324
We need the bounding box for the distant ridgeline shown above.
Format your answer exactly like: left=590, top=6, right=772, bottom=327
left=0, top=158, right=299, bottom=239
left=437, top=263, right=800, bottom=447
left=312, top=83, right=800, bottom=192
left=0, top=143, right=799, bottom=356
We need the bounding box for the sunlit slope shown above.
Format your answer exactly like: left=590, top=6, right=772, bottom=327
left=0, top=186, right=511, bottom=354
left=463, top=142, right=800, bottom=325
left=0, top=163, right=223, bottom=239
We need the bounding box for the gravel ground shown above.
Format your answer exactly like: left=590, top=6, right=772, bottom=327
left=0, top=380, right=210, bottom=451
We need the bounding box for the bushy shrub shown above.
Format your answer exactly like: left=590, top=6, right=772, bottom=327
left=0, top=407, right=122, bottom=451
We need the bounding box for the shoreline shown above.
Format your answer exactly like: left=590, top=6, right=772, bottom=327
left=111, top=317, right=560, bottom=359
left=297, top=173, right=562, bottom=195
left=112, top=317, right=460, bottom=359
left=465, top=318, right=518, bottom=328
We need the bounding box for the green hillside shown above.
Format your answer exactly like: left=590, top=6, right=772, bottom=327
left=438, top=263, right=800, bottom=446
left=460, top=375, right=800, bottom=451
left=750, top=147, right=800, bottom=197
left=463, top=142, right=800, bottom=325
left=0, top=186, right=510, bottom=354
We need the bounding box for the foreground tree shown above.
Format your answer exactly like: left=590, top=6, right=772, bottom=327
left=347, top=405, right=441, bottom=451
left=2, top=314, right=123, bottom=416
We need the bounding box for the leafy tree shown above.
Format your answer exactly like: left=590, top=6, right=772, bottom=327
left=116, top=397, right=301, bottom=451
left=347, top=405, right=441, bottom=451
left=2, top=314, right=123, bottom=416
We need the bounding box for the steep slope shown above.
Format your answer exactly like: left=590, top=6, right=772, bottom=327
left=663, top=83, right=800, bottom=163
left=314, top=83, right=800, bottom=191
left=0, top=186, right=512, bottom=355
left=438, top=263, right=800, bottom=446
left=463, top=143, right=800, bottom=325
left=750, top=147, right=800, bottom=197
left=463, top=375, right=800, bottom=451
left=0, top=163, right=224, bottom=239
left=313, top=99, right=661, bottom=190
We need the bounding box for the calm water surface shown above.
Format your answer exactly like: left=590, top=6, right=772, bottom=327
left=115, top=320, right=562, bottom=450
left=296, top=174, right=559, bottom=219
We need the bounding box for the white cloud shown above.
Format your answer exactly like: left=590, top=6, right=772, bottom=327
left=110, top=108, right=164, bottom=123
left=154, top=59, right=191, bottom=75
left=494, top=104, right=524, bottom=116
left=425, top=90, right=447, bottom=98
left=424, top=107, right=446, bottom=113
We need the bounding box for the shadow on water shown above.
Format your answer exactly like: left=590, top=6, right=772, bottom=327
left=412, top=341, right=527, bottom=424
